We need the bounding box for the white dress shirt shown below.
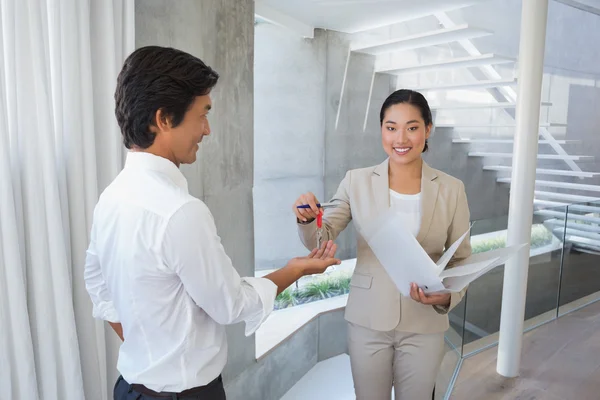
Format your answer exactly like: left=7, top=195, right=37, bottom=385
left=389, top=189, right=422, bottom=237
left=84, top=152, right=277, bottom=392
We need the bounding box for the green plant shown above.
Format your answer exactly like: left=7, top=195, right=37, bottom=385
left=275, top=288, right=295, bottom=309
left=530, top=224, right=553, bottom=248
left=472, top=235, right=506, bottom=254
left=329, top=276, right=351, bottom=292
left=300, top=280, right=332, bottom=300
left=274, top=273, right=352, bottom=310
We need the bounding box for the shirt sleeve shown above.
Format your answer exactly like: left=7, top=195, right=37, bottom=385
left=162, top=200, right=277, bottom=336
left=84, top=222, right=120, bottom=323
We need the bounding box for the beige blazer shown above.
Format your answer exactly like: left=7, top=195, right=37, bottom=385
left=298, top=159, right=472, bottom=333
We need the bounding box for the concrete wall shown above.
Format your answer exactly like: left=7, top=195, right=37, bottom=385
left=135, top=0, right=256, bottom=383
left=323, top=30, right=395, bottom=260
left=225, top=309, right=347, bottom=400
left=254, top=26, right=396, bottom=266
left=254, top=23, right=327, bottom=271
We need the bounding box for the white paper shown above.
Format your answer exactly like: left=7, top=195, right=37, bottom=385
left=440, top=258, right=500, bottom=292
left=439, top=244, right=527, bottom=279
left=434, top=226, right=471, bottom=275
left=458, top=243, right=527, bottom=269
left=359, top=208, right=525, bottom=295
left=359, top=210, right=446, bottom=296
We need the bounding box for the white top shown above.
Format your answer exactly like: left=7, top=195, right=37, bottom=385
left=389, top=190, right=422, bottom=237
left=84, top=152, right=277, bottom=392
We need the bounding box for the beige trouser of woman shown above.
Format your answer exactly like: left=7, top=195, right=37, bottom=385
left=348, top=321, right=445, bottom=400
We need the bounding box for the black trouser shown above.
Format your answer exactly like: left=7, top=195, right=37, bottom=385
left=114, top=375, right=226, bottom=400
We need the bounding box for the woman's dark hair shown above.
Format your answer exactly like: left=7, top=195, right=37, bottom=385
left=379, top=89, right=432, bottom=152
left=115, top=46, right=220, bottom=149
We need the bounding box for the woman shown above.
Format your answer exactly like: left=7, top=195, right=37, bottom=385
left=293, top=89, right=471, bottom=400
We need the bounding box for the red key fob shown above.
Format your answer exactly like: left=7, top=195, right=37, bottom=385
left=317, top=211, right=323, bottom=228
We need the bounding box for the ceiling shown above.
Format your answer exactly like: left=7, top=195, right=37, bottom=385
left=256, top=0, right=487, bottom=33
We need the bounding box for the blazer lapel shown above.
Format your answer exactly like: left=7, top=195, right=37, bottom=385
left=416, top=162, right=439, bottom=244
left=372, top=158, right=390, bottom=214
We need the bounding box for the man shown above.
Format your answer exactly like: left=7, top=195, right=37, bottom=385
left=84, top=46, right=340, bottom=400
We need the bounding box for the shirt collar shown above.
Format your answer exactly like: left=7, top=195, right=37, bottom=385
left=125, top=152, right=189, bottom=191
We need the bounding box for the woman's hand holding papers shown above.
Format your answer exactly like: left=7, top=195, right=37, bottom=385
left=409, top=283, right=451, bottom=307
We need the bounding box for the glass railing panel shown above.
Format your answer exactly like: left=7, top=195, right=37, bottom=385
left=461, top=205, right=565, bottom=356
left=460, top=214, right=509, bottom=356
left=522, top=204, right=566, bottom=331
left=438, top=291, right=467, bottom=400
left=558, top=200, right=600, bottom=316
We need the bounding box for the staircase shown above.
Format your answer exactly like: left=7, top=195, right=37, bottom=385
left=350, top=6, right=600, bottom=254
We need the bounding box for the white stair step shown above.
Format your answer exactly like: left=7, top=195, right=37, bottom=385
left=486, top=166, right=597, bottom=178
left=352, top=24, right=492, bottom=55
left=438, top=122, right=566, bottom=128
left=410, top=78, right=517, bottom=92
left=469, top=152, right=593, bottom=161
left=536, top=210, right=600, bottom=224
left=535, top=191, right=600, bottom=203
left=545, top=219, right=600, bottom=235
left=499, top=179, right=600, bottom=192
left=432, top=101, right=552, bottom=110
left=377, top=54, right=514, bottom=75
left=455, top=139, right=577, bottom=145
left=563, top=236, right=600, bottom=251
left=535, top=200, right=600, bottom=213
left=535, top=199, right=568, bottom=208
left=554, top=227, right=600, bottom=242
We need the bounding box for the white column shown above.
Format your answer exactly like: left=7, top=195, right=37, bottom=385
left=497, top=0, right=549, bottom=377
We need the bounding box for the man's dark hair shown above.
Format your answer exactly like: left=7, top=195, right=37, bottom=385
left=115, top=46, right=219, bottom=149
left=380, top=89, right=432, bottom=153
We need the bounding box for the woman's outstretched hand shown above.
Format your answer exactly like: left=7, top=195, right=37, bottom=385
left=287, top=240, right=341, bottom=276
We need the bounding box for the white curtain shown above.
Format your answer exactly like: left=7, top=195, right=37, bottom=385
left=0, top=0, right=134, bottom=399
